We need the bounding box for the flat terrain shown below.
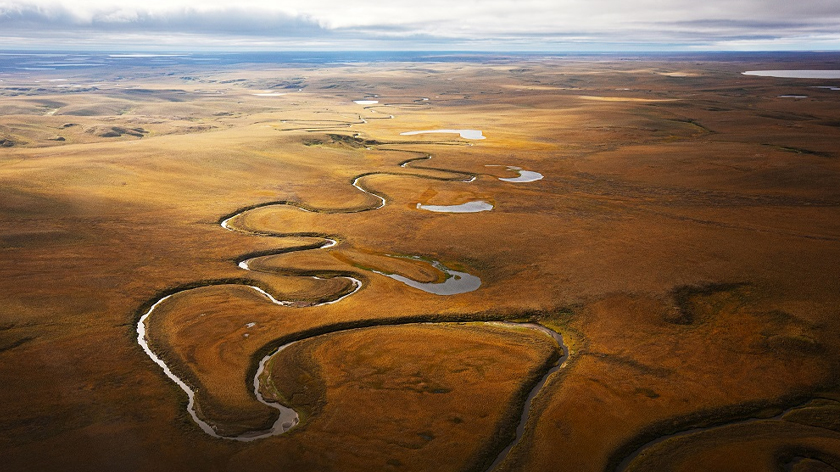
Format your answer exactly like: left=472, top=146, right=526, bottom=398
left=1, top=52, right=839, bottom=471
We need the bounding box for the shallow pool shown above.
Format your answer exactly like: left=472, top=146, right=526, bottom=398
left=416, top=201, right=493, bottom=213
left=401, top=129, right=485, bottom=140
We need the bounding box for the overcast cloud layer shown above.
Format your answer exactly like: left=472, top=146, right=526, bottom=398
left=2, top=0, right=840, bottom=50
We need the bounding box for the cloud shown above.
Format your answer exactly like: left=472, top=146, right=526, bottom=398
left=0, top=3, right=326, bottom=36
left=0, top=0, right=839, bottom=50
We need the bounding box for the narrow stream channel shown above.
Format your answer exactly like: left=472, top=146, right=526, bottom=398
left=136, top=110, right=564, bottom=468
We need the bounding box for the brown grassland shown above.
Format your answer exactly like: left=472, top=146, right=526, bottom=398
left=1, top=53, right=839, bottom=471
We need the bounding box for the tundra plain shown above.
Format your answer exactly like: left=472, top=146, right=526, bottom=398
left=1, top=53, right=840, bottom=472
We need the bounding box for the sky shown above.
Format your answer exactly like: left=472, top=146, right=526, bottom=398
left=1, top=0, right=840, bottom=51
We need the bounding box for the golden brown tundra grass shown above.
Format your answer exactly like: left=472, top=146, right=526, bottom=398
left=1, top=56, right=839, bottom=471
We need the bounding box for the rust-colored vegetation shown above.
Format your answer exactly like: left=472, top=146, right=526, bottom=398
left=1, top=55, right=839, bottom=471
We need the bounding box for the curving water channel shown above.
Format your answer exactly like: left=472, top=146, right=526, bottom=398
left=612, top=399, right=834, bottom=472
left=254, top=320, right=566, bottom=447
left=137, top=292, right=301, bottom=441
left=138, top=207, right=484, bottom=441
left=479, top=322, right=569, bottom=472
left=138, top=300, right=565, bottom=444
left=137, top=105, right=566, bottom=468
left=137, top=139, right=488, bottom=440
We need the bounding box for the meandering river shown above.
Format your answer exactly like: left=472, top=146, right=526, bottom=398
left=136, top=102, right=561, bottom=469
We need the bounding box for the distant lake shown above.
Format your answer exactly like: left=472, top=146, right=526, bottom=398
left=401, top=129, right=485, bottom=140
left=743, top=70, right=840, bottom=79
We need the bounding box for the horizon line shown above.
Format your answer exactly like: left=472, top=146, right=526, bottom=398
left=2, top=49, right=840, bottom=54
